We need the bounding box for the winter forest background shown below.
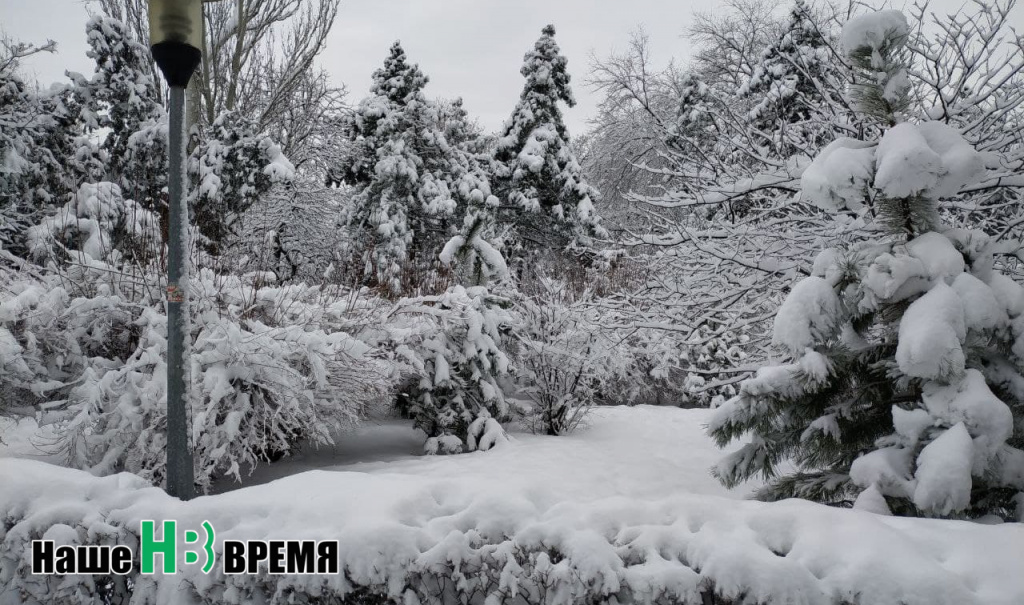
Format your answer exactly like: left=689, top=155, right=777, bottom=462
left=2, top=0, right=1024, bottom=603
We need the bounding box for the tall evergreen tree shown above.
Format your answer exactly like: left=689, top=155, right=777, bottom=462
left=0, top=42, right=86, bottom=257
left=82, top=16, right=163, bottom=189
left=493, top=25, right=603, bottom=267
left=338, top=42, right=500, bottom=294
left=68, top=16, right=292, bottom=253
left=737, top=0, right=846, bottom=157
left=709, top=9, right=1024, bottom=521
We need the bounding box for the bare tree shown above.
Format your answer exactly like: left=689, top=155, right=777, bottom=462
left=584, top=31, right=682, bottom=230
left=584, top=0, right=1024, bottom=386
left=88, top=0, right=342, bottom=146
left=907, top=0, right=1024, bottom=195
left=1, top=36, right=57, bottom=73
left=199, top=0, right=339, bottom=123
left=688, top=0, right=785, bottom=88
left=267, top=67, right=348, bottom=174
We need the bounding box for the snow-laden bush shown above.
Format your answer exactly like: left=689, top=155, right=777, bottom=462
left=26, top=181, right=162, bottom=270
left=614, top=321, right=750, bottom=409
left=365, top=285, right=515, bottom=452
left=465, top=410, right=509, bottom=451
left=527, top=275, right=750, bottom=410
left=2, top=186, right=387, bottom=491
left=0, top=269, right=387, bottom=491
left=512, top=281, right=622, bottom=435
left=222, top=182, right=347, bottom=285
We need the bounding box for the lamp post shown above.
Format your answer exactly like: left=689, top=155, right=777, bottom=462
left=148, top=0, right=204, bottom=501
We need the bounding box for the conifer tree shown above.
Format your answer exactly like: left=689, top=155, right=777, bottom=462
left=398, top=283, right=515, bottom=454
left=493, top=25, right=604, bottom=267
left=188, top=111, right=295, bottom=253
left=339, top=42, right=499, bottom=294
left=662, top=73, right=723, bottom=204
left=0, top=42, right=84, bottom=257
left=737, top=0, right=844, bottom=156
left=673, top=74, right=718, bottom=142
left=82, top=16, right=163, bottom=188
left=709, top=9, right=1024, bottom=521
left=73, top=17, right=293, bottom=254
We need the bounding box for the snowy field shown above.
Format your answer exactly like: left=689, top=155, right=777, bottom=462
left=3, top=406, right=1023, bottom=605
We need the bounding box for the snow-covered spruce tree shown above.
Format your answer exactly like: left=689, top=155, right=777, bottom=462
left=493, top=25, right=604, bottom=272
left=338, top=42, right=500, bottom=294
left=0, top=40, right=85, bottom=257
left=709, top=9, right=1024, bottom=520
left=736, top=0, right=846, bottom=158
left=436, top=97, right=488, bottom=153
left=383, top=284, right=515, bottom=454
left=80, top=16, right=164, bottom=205
left=378, top=189, right=514, bottom=454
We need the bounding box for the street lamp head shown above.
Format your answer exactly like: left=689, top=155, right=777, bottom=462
left=149, top=0, right=204, bottom=88
left=148, top=0, right=202, bottom=48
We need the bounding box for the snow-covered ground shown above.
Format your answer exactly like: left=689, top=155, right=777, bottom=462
left=0, top=415, right=62, bottom=464
left=3, top=406, right=1023, bottom=605
left=208, top=406, right=754, bottom=500
left=1, top=405, right=757, bottom=502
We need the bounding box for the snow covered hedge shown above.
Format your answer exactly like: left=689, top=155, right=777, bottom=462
left=2, top=458, right=1022, bottom=605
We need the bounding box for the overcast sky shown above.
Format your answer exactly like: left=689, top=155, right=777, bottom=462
left=2, top=0, right=1019, bottom=135
left=0, top=0, right=726, bottom=135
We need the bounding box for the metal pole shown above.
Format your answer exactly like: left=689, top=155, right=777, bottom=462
left=166, top=84, right=195, bottom=500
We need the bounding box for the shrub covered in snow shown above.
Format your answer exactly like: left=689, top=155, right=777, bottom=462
left=512, top=280, right=626, bottom=434
left=0, top=269, right=387, bottom=491
left=709, top=9, right=1024, bottom=520
left=2, top=184, right=386, bottom=490
left=26, top=181, right=162, bottom=268
left=223, top=181, right=347, bottom=285
left=366, top=285, right=515, bottom=452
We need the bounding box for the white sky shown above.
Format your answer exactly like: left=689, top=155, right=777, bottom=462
left=2, top=0, right=1020, bottom=135
left=324, top=0, right=703, bottom=134
left=0, top=0, right=726, bottom=136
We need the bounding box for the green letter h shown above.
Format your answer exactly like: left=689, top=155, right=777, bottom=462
left=141, top=520, right=177, bottom=574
